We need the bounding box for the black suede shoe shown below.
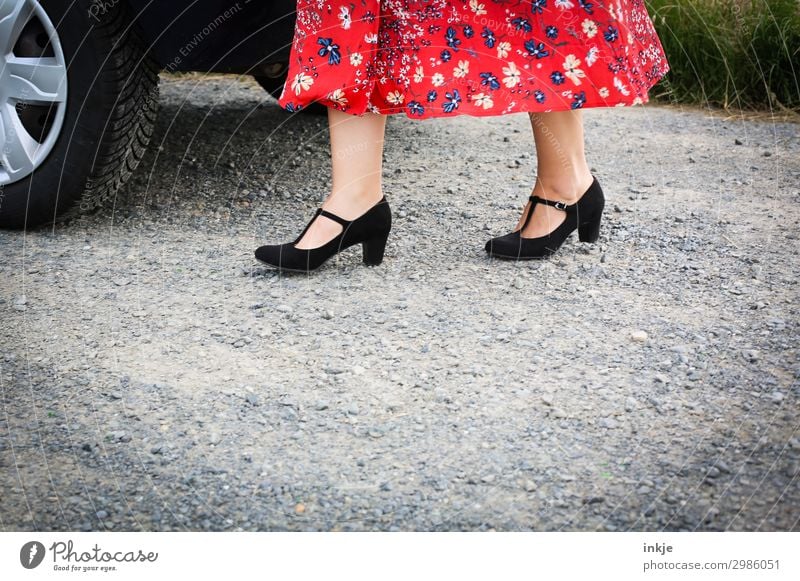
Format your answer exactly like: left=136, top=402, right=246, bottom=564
left=255, top=195, right=392, bottom=272
left=485, top=175, right=604, bottom=260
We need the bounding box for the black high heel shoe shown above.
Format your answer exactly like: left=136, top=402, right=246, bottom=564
left=254, top=195, right=392, bottom=272
left=485, top=175, right=604, bottom=260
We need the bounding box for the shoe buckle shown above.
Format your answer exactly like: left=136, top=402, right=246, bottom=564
left=553, top=201, right=568, bottom=211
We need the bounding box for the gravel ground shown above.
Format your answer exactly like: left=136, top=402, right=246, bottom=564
left=1, top=75, right=798, bottom=532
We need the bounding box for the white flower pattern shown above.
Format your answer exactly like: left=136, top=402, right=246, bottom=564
left=582, top=19, right=598, bottom=38
left=472, top=92, right=494, bottom=109
left=338, top=6, right=351, bottom=30
left=502, top=62, right=522, bottom=88
left=290, top=72, right=313, bottom=95
left=563, top=54, right=586, bottom=85
left=328, top=88, right=348, bottom=105
left=453, top=60, right=470, bottom=78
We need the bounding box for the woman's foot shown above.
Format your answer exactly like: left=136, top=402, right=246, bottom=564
left=294, top=190, right=384, bottom=249
left=485, top=174, right=604, bottom=259
left=514, top=172, right=595, bottom=238
left=291, top=106, right=387, bottom=249
left=255, top=194, right=392, bottom=271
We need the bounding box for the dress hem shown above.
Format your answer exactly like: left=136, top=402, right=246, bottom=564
left=279, top=86, right=665, bottom=121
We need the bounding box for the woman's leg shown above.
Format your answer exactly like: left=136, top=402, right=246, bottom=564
left=514, top=110, right=595, bottom=237
left=294, top=108, right=387, bottom=249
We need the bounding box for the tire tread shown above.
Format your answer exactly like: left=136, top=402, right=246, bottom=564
left=58, top=1, right=160, bottom=222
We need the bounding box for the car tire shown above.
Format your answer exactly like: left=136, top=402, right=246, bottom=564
left=253, top=75, right=328, bottom=116
left=0, top=0, right=159, bottom=229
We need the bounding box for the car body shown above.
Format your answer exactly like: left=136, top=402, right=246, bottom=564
left=128, top=0, right=296, bottom=76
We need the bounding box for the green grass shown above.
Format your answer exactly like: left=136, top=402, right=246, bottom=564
left=647, top=0, right=800, bottom=112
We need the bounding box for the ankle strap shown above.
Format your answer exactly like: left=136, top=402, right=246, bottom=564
left=318, top=208, right=351, bottom=227
left=528, top=195, right=577, bottom=213
left=518, top=194, right=577, bottom=232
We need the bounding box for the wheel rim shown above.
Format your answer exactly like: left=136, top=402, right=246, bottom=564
left=0, top=0, right=67, bottom=186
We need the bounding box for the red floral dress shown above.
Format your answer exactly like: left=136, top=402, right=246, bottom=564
left=277, top=1, right=670, bottom=119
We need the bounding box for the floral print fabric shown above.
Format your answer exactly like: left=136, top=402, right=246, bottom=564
left=278, top=1, right=670, bottom=119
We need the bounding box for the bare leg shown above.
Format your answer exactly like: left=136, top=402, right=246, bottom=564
left=294, top=108, right=387, bottom=249
left=514, top=110, right=594, bottom=238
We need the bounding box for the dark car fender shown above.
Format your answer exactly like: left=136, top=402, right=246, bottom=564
left=124, top=0, right=297, bottom=74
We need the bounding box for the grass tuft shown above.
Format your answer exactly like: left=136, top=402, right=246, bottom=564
left=647, top=0, right=800, bottom=112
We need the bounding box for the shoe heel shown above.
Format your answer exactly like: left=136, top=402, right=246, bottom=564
left=578, top=213, right=602, bottom=243
left=362, top=232, right=389, bottom=266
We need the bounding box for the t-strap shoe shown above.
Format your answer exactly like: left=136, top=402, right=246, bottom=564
left=255, top=195, right=392, bottom=272
left=485, top=175, right=605, bottom=260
